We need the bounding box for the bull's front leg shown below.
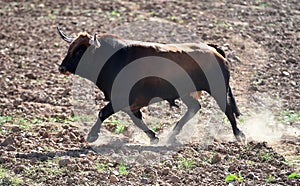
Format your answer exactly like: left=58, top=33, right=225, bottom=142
left=87, top=102, right=115, bottom=143
left=126, top=109, right=159, bottom=144
left=168, top=96, right=201, bottom=145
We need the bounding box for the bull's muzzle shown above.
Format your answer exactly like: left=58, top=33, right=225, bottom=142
left=58, top=66, right=67, bottom=74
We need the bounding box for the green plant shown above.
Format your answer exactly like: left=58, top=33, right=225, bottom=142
left=0, top=167, right=7, bottom=178
left=118, top=164, right=128, bottom=175
left=266, top=175, right=275, bottom=182
left=288, top=172, right=300, bottom=179
left=0, top=115, right=13, bottom=125
left=183, top=159, right=194, bottom=168
left=110, top=10, right=120, bottom=17
left=258, top=3, right=268, bottom=8
left=225, top=173, right=243, bottom=182
left=114, top=125, right=125, bottom=134
left=95, top=162, right=105, bottom=172
left=176, top=157, right=195, bottom=169
left=32, top=118, right=43, bottom=124
left=10, top=176, right=22, bottom=185
left=280, top=111, right=300, bottom=123
left=151, top=122, right=164, bottom=132
left=238, top=118, right=246, bottom=125
left=263, top=153, right=270, bottom=161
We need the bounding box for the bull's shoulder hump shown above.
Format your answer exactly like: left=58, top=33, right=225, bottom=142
left=98, top=34, right=127, bottom=48
left=126, top=41, right=213, bottom=53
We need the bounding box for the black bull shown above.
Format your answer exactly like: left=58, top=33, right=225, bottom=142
left=57, top=27, right=245, bottom=144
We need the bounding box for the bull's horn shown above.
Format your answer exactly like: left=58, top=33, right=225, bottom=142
left=57, top=27, right=74, bottom=43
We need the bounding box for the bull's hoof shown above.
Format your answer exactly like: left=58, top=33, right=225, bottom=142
left=167, top=135, right=182, bottom=146
left=235, top=131, right=246, bottom=144
left=150, top=137, right=159, bottom=145
left=86, top=132, right=99, bottom=143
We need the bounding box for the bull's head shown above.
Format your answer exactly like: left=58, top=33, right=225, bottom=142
left=57, top=27, right=100, bottom=74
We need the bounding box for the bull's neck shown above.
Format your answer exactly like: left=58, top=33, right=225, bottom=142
left=75, top=36, right=127, bottom=85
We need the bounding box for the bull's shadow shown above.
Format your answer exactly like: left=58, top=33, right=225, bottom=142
left=15, top=138, right=181, bottom=161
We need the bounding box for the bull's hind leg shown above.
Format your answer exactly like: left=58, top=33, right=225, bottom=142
left=168, top=96, right=201, bottom=144
left=87, top=102, right=116, bottom=143
left=224, top=103, right=246, bottom=142
left=214, top=93, right=245, bottom=143
left=126, top=110, right=159, bottom=144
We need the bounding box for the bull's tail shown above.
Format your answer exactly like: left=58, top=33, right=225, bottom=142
left=228, top=86, right=241, bottom=118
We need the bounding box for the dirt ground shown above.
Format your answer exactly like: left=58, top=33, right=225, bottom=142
left=0, top=0, right=299, bottom=185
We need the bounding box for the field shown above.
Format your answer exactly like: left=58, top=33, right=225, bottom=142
left=0, top=0, right=299, bottom=185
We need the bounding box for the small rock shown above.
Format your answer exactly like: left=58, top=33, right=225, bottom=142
left=0, top=157, right=10, bottom=164
left=141, top=177, right=148, bottom=184
left=144, top=167, right=153, bottom=174
left=59, top=158, right=71, bottom=167
left=165, top=160, right=173, bottom=168
left=7, top=145, right=16, bottom=151
left=1, top=136, right=15, bottom=146
left=25, top=73, right=37, bottom=80
left=290, top=81, right=297, bottom=86
left=282, top=71, right=290, bottom=76
left=161, top=167, right=170, bottom=176
left=67, top=164, right=79, bottom=171
left=286, top=58, right=296, bottom=64
left=112, top=170, right=119, bottom=176
left=246, top=172, right=255, bottom=179
left=11, top=126, right=20, bottom=132
left=142, top=151, right=157, bottom=160
left=69, top=132, right=77, bottom=140
left=80, top=159, right=91, bottom=165
left=40, top=131, right=49, bottom=138
left=110, top=175, right=119, bottom=183
left=211, top=153, right=222, bottom=164
left=13, top=165, right=26, bottom=174
left=169, top=175, right=180, bottom=183
left=248, top=85, right=258, bottom=91
left=67, top=178, right=74, bottom=185
left=228, top=165, right=235, bottom=172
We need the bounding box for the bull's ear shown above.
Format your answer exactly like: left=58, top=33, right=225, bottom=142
left=207, top=43, right=226, bottom=58
left=89, top=33, right=101, bottom=48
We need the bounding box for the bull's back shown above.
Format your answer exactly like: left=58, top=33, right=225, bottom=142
left=97, top=42, right=228, bottom=102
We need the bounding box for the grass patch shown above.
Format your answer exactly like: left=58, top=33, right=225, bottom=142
left=118, top=164, right=128, bottom=175
left=0, top=167, right=22, bottom=185
left=266, top=175, right=275, bottom=182
left=288, top=172, right=300, bottom=179
left=213, top=20, right=233, bottom=28
left=95, top=162, right=105, bottom=172
left=110, top=10, right=120, bottom=17
left=225, top=173, right=243, bottom=182
left=177, top=157, right=195, bottom=169
left=114, top=125, right=125, bottom=134
left=280, top=110, right=300, bottom=123
left=0, top=115, right=13, bottom=125
left=258, top=3, right=268, bottom=8
left=262, top=153, right=270, bottom=161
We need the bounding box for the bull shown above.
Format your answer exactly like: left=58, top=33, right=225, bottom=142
left=56, top=27, right=245, bottom=144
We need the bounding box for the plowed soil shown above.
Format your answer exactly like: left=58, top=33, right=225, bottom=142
left=0, top=0, right=299, bottom=185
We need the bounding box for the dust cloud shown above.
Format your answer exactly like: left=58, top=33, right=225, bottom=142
left=241, top=110, right=299, bottom=144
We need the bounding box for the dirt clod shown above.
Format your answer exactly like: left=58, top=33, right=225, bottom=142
left=110, top=175, right=119, bottom=183
left=211, top=153, right=222, bottom=164
left=1, top=136, right=15, bottom=146
left=161, top=167, right=170, bottom=176
left=59, top=158, right=72, bottom=167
